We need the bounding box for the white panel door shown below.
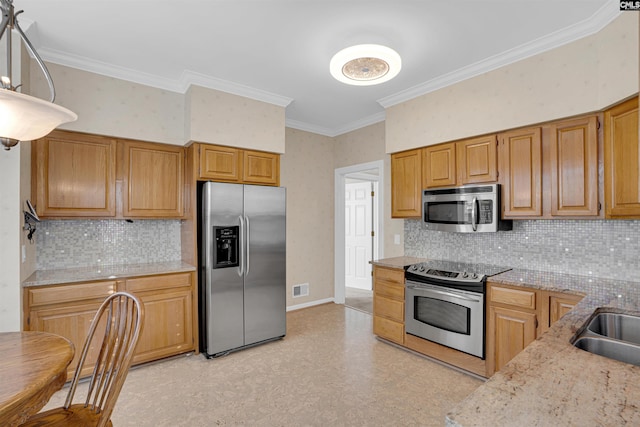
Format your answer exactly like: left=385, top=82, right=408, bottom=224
left=345, top=181, right=372, bottom=290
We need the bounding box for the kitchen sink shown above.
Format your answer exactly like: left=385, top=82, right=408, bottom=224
left=586, top=312, right=640, bottom=345
left=573, top=337, right=640, bottom=367
left=572, top=311, right=640, bottom=367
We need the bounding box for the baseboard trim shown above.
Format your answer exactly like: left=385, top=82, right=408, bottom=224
left=286, top=298, right=335, bottom=312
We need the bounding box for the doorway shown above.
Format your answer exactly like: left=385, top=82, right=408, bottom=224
left=334, top=160, right=384, bottom=311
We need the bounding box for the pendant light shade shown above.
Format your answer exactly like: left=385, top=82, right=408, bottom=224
left=0, top=0, right=77, bottom=150
left=0, top=88, right=77, bottom=142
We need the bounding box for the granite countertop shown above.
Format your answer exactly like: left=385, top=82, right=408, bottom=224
left=370, top=256, right=428, bottom=269
left=23, top=261, right=197, bottom=287
left=447, top=268, right=640, bottom=426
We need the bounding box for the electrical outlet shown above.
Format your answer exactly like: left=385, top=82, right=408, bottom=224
left=21, top=245, right=26, bottom=263
left=394, top=234, right=401, bottom=245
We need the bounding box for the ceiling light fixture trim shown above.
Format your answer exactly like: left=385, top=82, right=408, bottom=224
left=330, top=44, right=401, bottom=86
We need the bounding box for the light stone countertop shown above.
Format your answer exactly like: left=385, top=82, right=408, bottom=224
left=22, top=261, right=196, bottom=287
left=370, top=256, right=428, bottom=269
left=447, top=268, right=640, bottom=426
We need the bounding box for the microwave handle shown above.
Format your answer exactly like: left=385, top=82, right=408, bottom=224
left=471, top=197, right=478, bottom=232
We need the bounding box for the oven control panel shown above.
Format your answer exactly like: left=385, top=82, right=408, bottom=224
left=406, top=264, right=484, bottom=284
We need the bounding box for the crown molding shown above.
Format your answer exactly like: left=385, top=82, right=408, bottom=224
left=284, top=119, right=336, bottom=137
left=286, top=111, right=385, bottom=137
left=36, top=48, right=293, bottom=107
left=378, top=4, right=621, bottom=108
left=37, top=47, right=185, bottom=92
left=179, top=70, right=292, bottom=107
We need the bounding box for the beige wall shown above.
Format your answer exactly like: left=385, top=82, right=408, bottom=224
left=334, top=122, right=404, bottom=258
left=186, top=86, right=285, bottom=153
left=386, top=13, right=639, bottom=153
left=281, top=129, right=335, bottom=306
left=29, top=63, right=287, bottom=153
left=30, top=63, right=186, bottom=145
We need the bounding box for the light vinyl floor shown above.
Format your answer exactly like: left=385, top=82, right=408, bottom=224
left=43, top=304, right=482, bottom=426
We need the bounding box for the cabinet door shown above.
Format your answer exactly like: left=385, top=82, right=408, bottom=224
left=391, top=149, right=422, bottom=218
left=199, top=144, right=241, bottom=181
left=549, top=116, right=598, bottom=216
left=123, top=140, right=184, bottom=217
left=34, top=130, right=116, bottom=217
left=457, top=135, right=497, bottom=184
left=242, top=149, right=280, bottom=186
left=604, top=97, right=640, bottom=218
left=489, top=306, right=537, bottom=373
left=29, top=301, right=108, bottom=379
left=549, top=294, right=583, bottom=325
left=423, top=142, right=456, bottom=188
left=500, top=127, right=542, bottom=217
left=131, top=289, right=193, bottom=364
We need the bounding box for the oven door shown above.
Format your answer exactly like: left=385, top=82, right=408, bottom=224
left=405, top=280, right=484, bottom=358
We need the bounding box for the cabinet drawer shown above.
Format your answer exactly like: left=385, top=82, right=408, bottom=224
left=374, top=295, right=404, bottom=322
left=373, top=266, right=404, bottom=284
left=126, top=273, right=191, bottom=293
left=374, top=280, right=405, bottom=300
left=28, top=281, right=117, bottom=307
left=373, top=316, right=404, bottom=344
left=490, top=285, right=536, bottom=310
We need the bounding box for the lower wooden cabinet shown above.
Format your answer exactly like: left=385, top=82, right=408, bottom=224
left=486, top=283, right=585, bottom=376
left=24, top=272, right=195, bottom=379
left=549, top=293, right=584, bottom=326
left=488, top=305, right=537, bottom=375
left=486, top=283, right=540, bottom=376
left=372, top=265, right=405, bottom=345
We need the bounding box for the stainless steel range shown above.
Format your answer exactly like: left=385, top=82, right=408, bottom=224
left=405, top=260, right=510, bottom=359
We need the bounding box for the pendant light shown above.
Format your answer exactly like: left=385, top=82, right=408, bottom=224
left=0, top=0, right=77, bottom=151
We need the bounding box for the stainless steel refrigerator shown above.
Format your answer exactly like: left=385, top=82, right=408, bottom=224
left=200, top=181, right=286, bottom=357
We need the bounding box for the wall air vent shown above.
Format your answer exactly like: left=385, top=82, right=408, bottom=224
left=292, top=283, right=309, bottom=298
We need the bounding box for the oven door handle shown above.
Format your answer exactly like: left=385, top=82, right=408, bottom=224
left=406, top=285, right=481, bottom=303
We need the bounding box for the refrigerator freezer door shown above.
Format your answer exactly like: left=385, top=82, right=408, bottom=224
left=243, top=185, right=286, bottom=345
left=203, top=182, right=245, bottom=355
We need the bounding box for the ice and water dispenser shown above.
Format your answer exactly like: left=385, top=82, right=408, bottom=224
left=212, top=226, right=239, bottom=268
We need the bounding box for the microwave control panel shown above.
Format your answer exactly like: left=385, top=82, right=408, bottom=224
left=478, top=200, right=493, bottom=224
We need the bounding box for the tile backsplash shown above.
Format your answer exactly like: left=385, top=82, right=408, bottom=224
left=405, top=219, right=640, bottom=281
left=36, top=219, right=182, bottom=270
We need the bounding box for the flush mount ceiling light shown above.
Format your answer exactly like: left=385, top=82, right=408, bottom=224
left=330, top=44, right=401, bottom=86
left=0, top=0, right=77, bottom=151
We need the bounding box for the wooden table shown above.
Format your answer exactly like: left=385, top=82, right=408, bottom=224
left=0, top=331, right=74, bottom=426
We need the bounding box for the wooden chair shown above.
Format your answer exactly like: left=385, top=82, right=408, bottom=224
left=21, top=292, right=144, bottom=427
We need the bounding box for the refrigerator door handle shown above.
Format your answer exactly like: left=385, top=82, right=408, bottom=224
left=238, top=215, right=245, bottom=277
left=245, top=215, right=250, bottom=276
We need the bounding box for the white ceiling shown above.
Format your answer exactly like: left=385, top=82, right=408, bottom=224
left=18, top=0, right=618, bottom=137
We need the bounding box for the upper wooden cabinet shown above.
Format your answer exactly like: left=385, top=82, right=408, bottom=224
left=199, top=144, right=241, bottom=182
left=499, top=127, right=543, bottom=217
left=198, top=144, right=280, bottom=186
left=122, top=140, right=185, bottom=218
left=549, top=116, right=598, bottom=216
left=242, top=149, right=280, bottom=185
left=391, top=149, right=422, bottom=218
left=32, top=130, right=117, bottom=217
left=604, top=96, right=640, bottom=218
left=422, top=142, right=456, bottom=188
left=456, top=135, right=498, bottom=185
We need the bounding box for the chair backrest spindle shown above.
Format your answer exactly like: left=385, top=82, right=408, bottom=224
left=63, top=292, right=144, bottom=427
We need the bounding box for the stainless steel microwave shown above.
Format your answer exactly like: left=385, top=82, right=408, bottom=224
left=422, top=184, right=512, bottom=233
